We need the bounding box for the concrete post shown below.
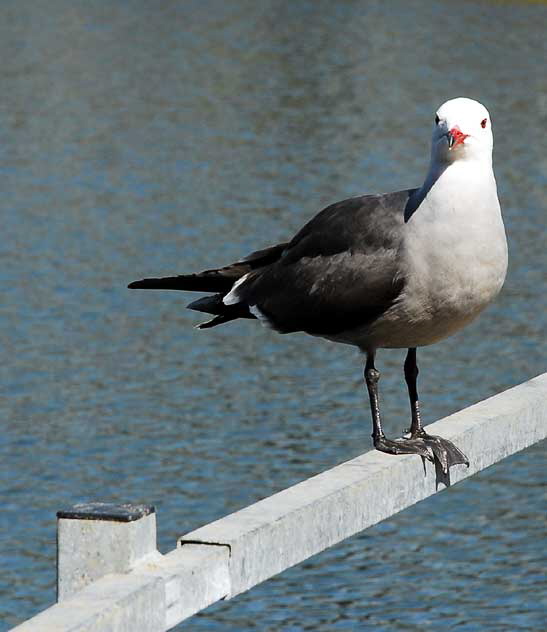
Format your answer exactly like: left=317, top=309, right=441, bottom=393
left=57, top=502, right=157, bottom=601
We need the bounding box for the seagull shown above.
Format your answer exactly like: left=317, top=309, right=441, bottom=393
left=129, top=97, right=508, bottom=474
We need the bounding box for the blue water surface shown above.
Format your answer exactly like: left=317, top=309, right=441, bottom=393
left=1, top=1, right=546, bottom=630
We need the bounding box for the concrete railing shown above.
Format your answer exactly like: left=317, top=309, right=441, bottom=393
left=11, top=373, right=547, bottom=631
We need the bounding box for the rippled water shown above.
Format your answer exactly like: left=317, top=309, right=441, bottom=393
left=1, top=1, right=546, bottom=630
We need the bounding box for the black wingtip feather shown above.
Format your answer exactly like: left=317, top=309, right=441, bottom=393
left=196, top=314, right=238, bottom=329
left=127, top=273, right=238, bottom=292
left=129, top=279, right=169, bottom=289
left=128, top=277, right=185, bottom=290
left=187, top=294, right=224, bottom=314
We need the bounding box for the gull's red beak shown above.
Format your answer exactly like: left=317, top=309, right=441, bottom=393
left=447, top=126, right=469, bottom=150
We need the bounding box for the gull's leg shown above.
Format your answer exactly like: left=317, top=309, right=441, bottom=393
left=404, top=348, right=469, bottom=473
left=403, top=347, right=425, bottom=436
left=364, top=352, right=432, bottom=461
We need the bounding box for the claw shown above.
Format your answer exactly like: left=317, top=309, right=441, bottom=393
left=373, top=430, right=468, bottom=475
left=419, top=433, right=469, bottom=474
left=373, top=435, right=434, bottom=462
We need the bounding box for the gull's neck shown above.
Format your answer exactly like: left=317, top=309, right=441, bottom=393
left=405, top=152, right=498, bottom=224
left=423, top=151, right=494, bottom=193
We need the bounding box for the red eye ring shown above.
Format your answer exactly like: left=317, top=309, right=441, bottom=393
left=481, top=118, right=487, bottom=128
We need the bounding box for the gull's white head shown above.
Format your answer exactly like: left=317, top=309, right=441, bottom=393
left=431, top=97, right=493, bottom=165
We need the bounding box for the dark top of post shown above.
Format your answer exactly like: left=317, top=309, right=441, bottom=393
left=57, top=502, right=155, bottom=523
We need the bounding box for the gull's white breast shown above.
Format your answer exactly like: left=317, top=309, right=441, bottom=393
left=336, top=161, right=508, bottom=351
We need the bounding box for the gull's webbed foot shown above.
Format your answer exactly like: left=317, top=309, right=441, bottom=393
left=406, top=430, right=469, bottom=474
left=373, top=434, right=434, bottom=463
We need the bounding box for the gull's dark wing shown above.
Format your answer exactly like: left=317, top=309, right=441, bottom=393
left=239, top=189, right=415, bottom=335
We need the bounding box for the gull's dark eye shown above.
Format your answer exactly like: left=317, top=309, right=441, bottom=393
left=481, top=118, right=487, bottom=128
left=435, top=114, right=440, bottom=125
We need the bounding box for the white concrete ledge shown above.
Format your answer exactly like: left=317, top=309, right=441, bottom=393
left=12, top=545, right=231, bottom=632
left=11, top=373, right=547, bottom=631
left=180, top=372, right=547, bottom=596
